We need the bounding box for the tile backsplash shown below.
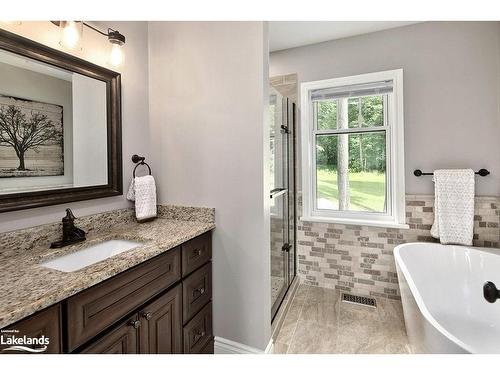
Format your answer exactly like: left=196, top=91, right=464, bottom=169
left=297, top=195, right=500, bottom=300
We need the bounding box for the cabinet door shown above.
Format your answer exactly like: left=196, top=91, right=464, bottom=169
left=80, top=314, right=139, bottom=354
left=1, top=304, right=62, bottom=354
left=139, top=285, right=182, bottom=354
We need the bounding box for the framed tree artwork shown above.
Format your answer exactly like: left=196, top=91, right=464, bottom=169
left=0, top=95, right=64, bottom=178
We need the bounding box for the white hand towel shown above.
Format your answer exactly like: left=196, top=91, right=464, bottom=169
left=127, top=175, right=157, bottom=221
left=430, top=169, right=475, bottom=246
left=126, top=178, right=135, bottom=201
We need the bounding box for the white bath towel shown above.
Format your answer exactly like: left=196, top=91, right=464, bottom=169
left=126, top=175, right=157, bottom=221
left=430, top=169, right=475, bottom=246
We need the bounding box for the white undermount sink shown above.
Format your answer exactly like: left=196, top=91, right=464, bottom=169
left=41, top=239, right=143, bottom=273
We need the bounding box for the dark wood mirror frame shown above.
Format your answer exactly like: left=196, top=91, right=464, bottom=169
left=0, top=29, right=122, bottom=213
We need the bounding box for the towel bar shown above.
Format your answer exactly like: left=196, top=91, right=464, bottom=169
left=413, top=169, right=490, bottom=177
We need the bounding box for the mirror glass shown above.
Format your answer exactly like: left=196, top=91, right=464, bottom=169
left=0, top=49, right=108, bottom=195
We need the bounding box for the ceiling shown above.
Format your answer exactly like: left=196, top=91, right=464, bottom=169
left=269, top=21, right=419, bottom=52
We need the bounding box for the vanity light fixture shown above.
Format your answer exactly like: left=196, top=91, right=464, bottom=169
left=107, top=29, right=126, bottom=67
left=51, top=21, right=83, bottom=51
left=51, top=21, right=126, bottom=67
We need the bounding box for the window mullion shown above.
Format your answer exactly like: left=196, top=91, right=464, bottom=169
left=357, top=97, right=362, bottom=128
left=313, top=126, right=388, bottom=136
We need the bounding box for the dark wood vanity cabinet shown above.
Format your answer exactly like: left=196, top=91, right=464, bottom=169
left=1, top=231, right=213, bottom=354
left=1, top=304, right=62, bottom=354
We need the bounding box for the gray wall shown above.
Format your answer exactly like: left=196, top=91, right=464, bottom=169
left=148, top=21, right=271, bottom=351
left=270, top=21, right=500, bottom=196
left=0, top=21, right=151, bottom=232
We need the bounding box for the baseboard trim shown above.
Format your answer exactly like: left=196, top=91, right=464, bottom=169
left=214, top=337, right=274, bottom=354
left=265, top=339, right=274, bottom=354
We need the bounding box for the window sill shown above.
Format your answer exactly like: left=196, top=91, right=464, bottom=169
left=299, top=215, right=410, bottom=229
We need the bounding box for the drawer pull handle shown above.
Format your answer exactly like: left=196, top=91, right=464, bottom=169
left=129, top=320, right=141, bottom=329
left=142, top=312, right=153, bottom=320
left=193, top=287, right=205, bottom=297
left=193, top=249, right=202, bottom=257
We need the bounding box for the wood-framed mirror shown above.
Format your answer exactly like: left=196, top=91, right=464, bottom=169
left=0, top=29, right=122, bottom=212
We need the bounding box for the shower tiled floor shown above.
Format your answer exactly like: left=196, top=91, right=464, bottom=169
left=271, top=275, right=285, bottom=306
left=273, top=284, right=410, bottom=354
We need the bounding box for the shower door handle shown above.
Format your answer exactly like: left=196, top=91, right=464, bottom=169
left=270, top=188, right=287, bottom=199
left=282, top=243, right=292, bottom=252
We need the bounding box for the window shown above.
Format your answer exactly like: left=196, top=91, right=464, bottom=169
left=300, top=70, right=406, bottom=228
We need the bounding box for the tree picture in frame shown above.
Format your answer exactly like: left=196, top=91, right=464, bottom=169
left=0, top=95, right=64, bottom=178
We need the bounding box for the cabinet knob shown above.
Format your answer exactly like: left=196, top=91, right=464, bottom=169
left=129, top=320, right=141, bottom=329
left=142, top=312, right=153, bottom=320
left=193, top=287, right=205, bottom=297
left=193, top=329, right=206, bottom=341
left=193, top=249, right=202, bottom=257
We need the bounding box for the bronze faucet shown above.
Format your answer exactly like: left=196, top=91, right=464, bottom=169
left=50, top=208, right=86, bottom=248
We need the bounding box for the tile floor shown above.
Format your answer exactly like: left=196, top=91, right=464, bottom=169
left=273, top=284, right=410, bottom=354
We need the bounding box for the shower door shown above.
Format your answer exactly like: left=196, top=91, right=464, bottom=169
left=270, top=87, right=296, bottom=320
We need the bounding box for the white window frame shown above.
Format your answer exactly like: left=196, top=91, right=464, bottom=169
left=300, top=69, right=407, bottom=229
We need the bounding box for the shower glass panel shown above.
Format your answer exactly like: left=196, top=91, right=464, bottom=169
left=270, top=86, right=296, bottom=320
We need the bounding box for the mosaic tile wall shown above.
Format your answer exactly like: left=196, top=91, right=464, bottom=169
left=297, top=195, right=500, bottom=300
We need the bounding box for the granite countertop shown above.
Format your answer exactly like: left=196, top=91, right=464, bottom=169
left=0, top=208, right=215, bottom=328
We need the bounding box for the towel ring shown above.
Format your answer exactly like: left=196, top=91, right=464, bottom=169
left=133, top=162, right=151, bottom=178
left=132, top=154, right=152, bottom=177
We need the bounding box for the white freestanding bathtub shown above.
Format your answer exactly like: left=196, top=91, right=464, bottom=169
left=394, top=242, right=500, bottom=354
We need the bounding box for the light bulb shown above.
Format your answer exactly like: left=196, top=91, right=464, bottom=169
left=110, top=43, right=124, bottom=67
left=61, top=21, right=80, bottom=50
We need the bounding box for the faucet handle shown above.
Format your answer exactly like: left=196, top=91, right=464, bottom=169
left=65, top=208, right=76, bottom=221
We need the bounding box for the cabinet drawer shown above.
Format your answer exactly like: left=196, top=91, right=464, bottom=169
left=80, top=314, right=139, bottom=354
left=183, top=302, right=213, bottom=354
left=1, top=304, right=62, bottom=354
left=182, top=231, right=211, bottom=276
left=67, top=247, right=181, bottom=351
left=182, top=262, right=212, bottom=324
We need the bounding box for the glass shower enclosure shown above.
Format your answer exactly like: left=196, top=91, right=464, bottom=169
left=269, top=86, right=296, bottom=320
